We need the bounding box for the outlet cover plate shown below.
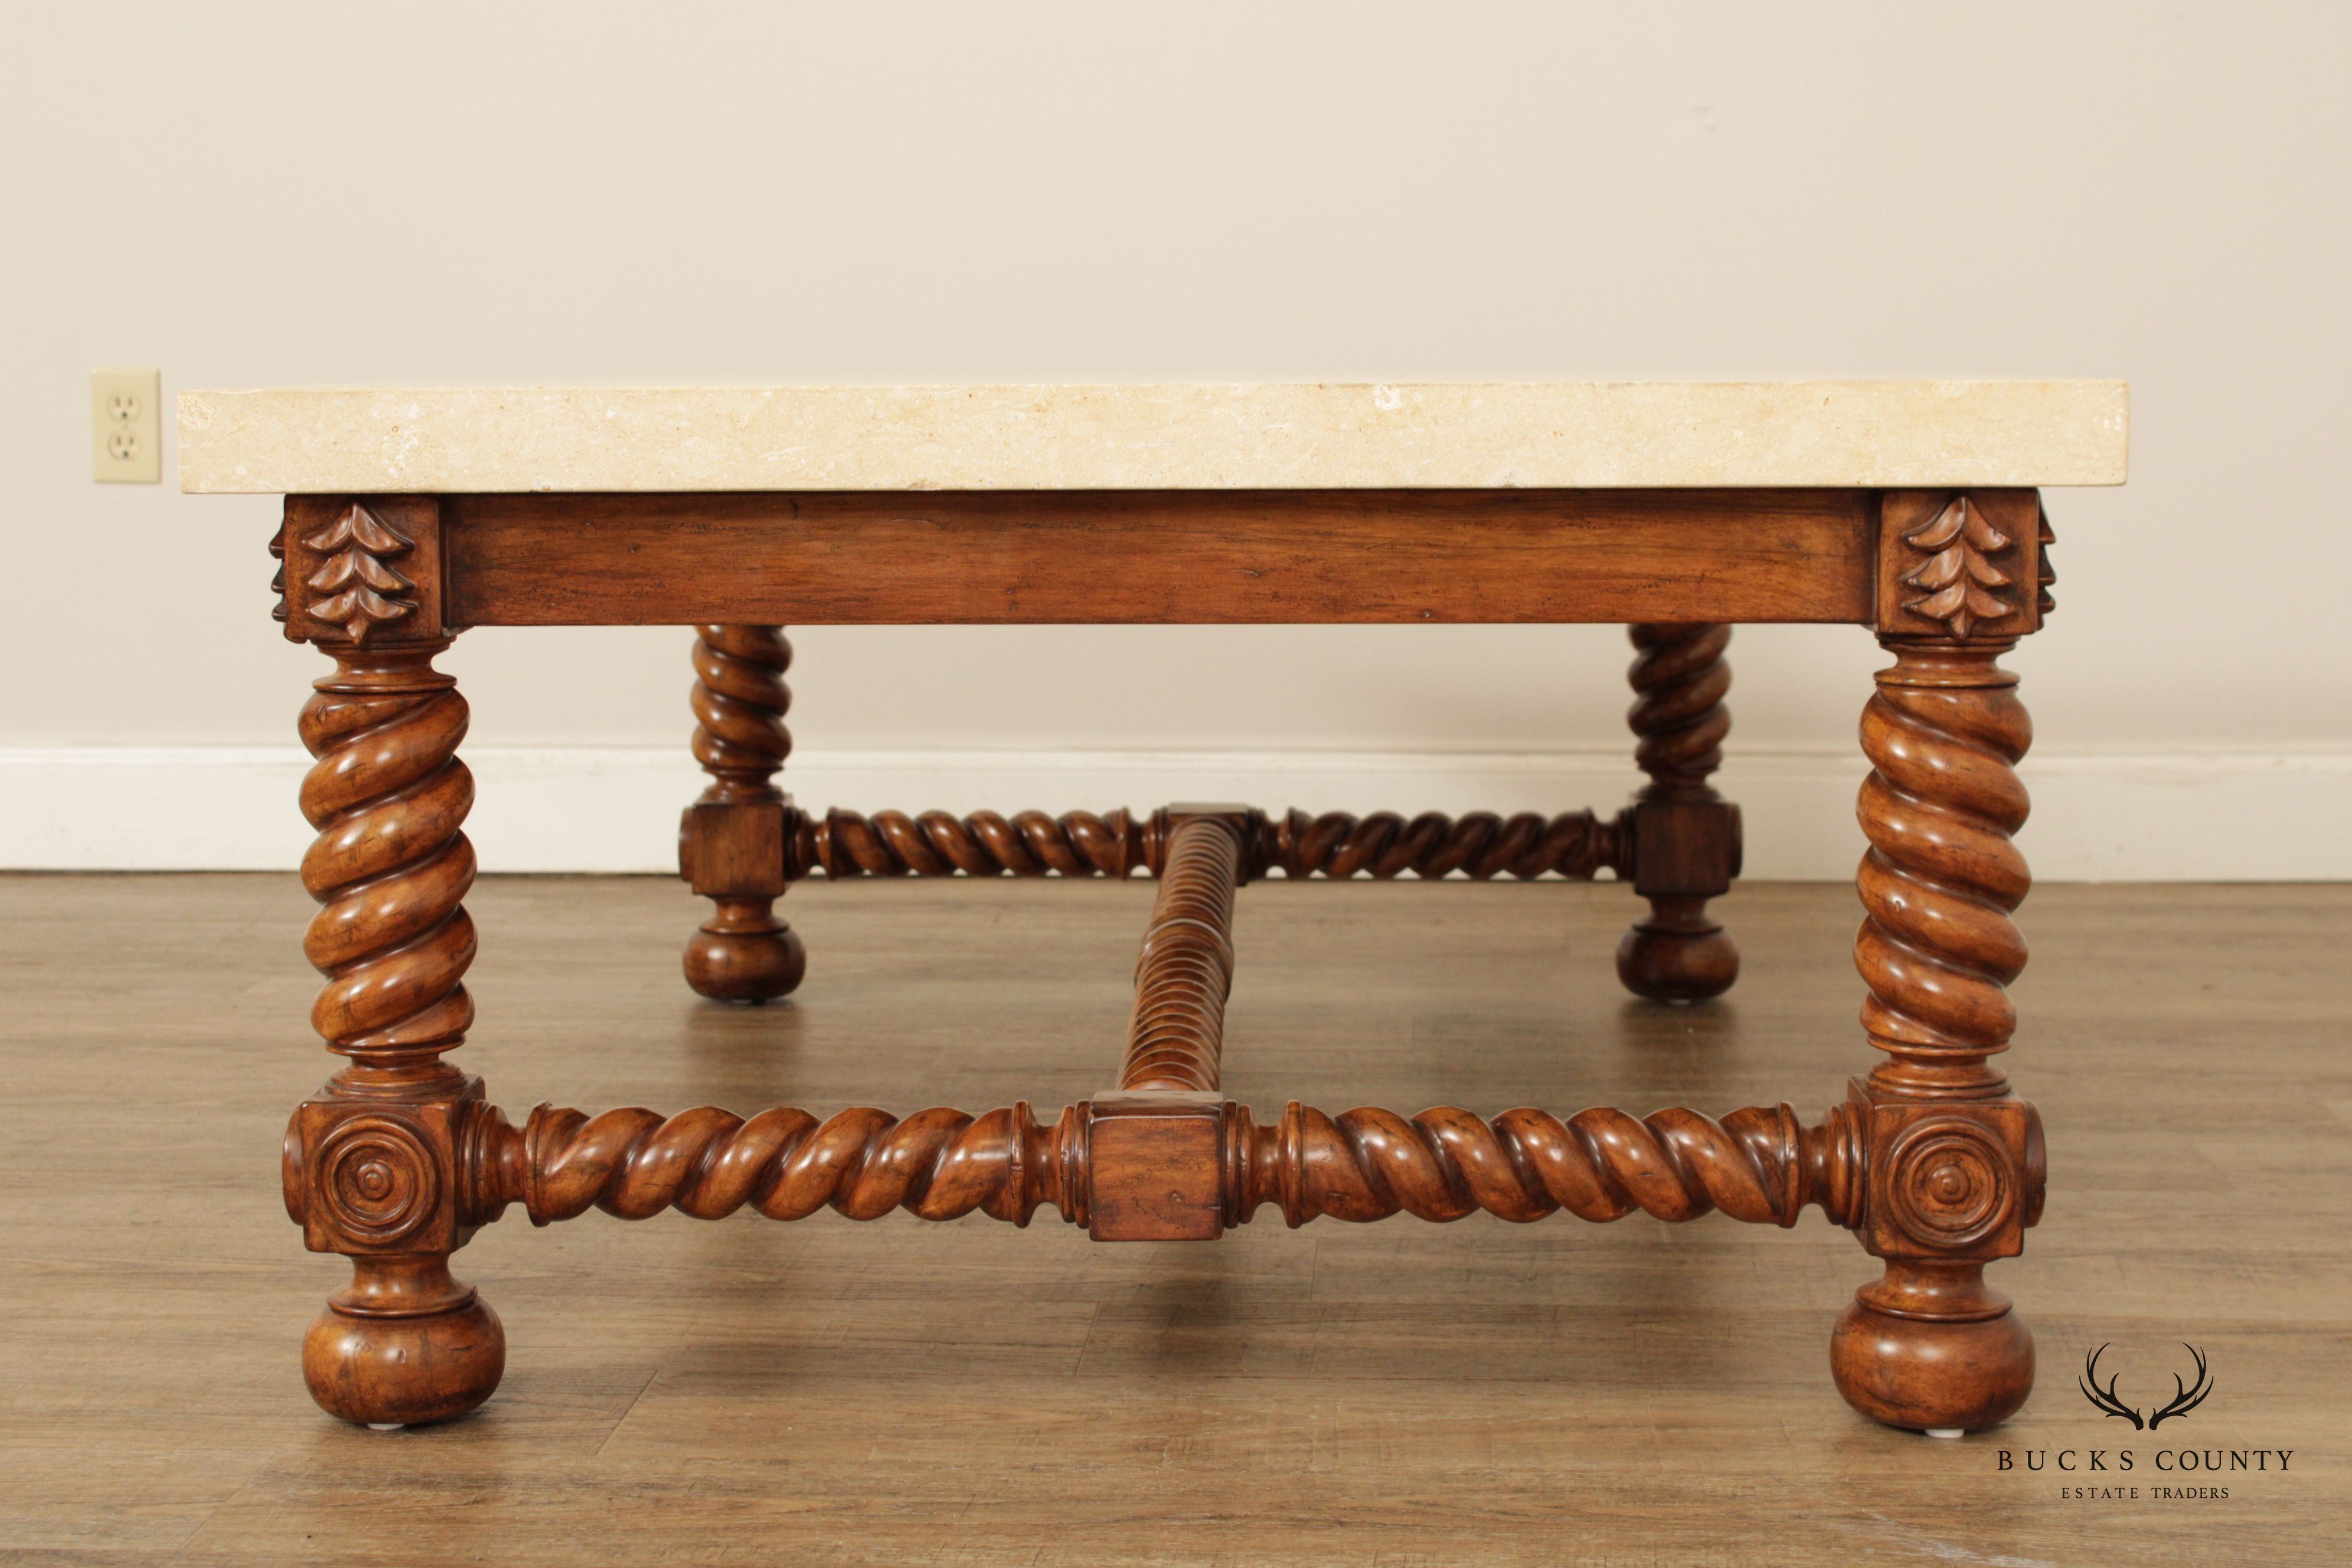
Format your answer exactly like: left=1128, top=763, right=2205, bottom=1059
left=92, top=369, right=162, bottom=484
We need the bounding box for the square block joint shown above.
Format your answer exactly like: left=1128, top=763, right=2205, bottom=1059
left=1086, top=1091, right=1226, bottom=1242
left=1856, top=1090, right=2036, bottom=1264
left=679, top=800, right=788, bottom=896
left=293, top=1086, right=480, bottom=1256
left=1629, top=798, right=1738, bottom=899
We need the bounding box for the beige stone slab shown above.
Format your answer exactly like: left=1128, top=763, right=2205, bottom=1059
left=177, top=380, right=2127, bottom=494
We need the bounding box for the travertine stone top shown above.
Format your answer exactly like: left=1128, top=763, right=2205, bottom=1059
left=178, top=381, right=2127, bottom=494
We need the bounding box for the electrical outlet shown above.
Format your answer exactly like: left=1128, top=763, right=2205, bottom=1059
left=92, top=368, right=161, bottom=483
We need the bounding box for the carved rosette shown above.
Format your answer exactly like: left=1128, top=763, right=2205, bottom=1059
left=1885, top=1116, right=2015, bottom=1249
left=285, top=1085, right=508, bottom=1257
left=1821, top=1084, right=2045, bottom=1266
left=313, top=1112, right=443, bottom=1246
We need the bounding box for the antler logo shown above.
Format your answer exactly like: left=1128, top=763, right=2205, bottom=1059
left=2079, top=1342, right=2214, bottom=1429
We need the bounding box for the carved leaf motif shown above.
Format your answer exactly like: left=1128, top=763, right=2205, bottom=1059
left=2037, top=504, right=2057, bottom=617
left=306, top=504, right=412, bottom=557
left=309, top=548, right=411, bottom=593
left=1900, top=495, right=2015, bottom=639
left=302, top=502, right=416, bottom=644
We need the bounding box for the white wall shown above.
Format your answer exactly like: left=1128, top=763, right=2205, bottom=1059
left=3, top=4, right=2347, bottom=876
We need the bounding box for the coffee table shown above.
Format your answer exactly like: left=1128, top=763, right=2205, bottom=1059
left=179, top=380, right=2128, bottom=1435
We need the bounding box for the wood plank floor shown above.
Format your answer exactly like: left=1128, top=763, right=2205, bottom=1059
left=1, top=874, right=2345, bottom=1567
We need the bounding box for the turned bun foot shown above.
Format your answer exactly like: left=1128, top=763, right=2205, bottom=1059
left=684, top=913, right=806, bottom=1003
left=1616, top=905, right=1739, bottom=1003
left=1831, top=1263, right=2034, bottom=1433
left=303, top=1259, right=504, bottom=1427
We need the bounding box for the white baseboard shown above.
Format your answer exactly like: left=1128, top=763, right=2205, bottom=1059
left=1, top=744, right=2344, bottom=880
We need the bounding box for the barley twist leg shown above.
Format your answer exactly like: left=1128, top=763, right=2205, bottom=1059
left=1831, top=636, right=2044, bottom=1435
left=290, top=636, right=504, bottom=1427
left=504, top=1103, right=1077, bottom=1226
left=682, top=625, right=806, bottom=1001
left=1234, top=1103, right=1819, bottom=1227
left=482, top=1095, right=1858, bottom=1238
left=1618, top=623, right=1742, bottom=1001
left=1262, top=809, right=1620, bottom=879
left=789, top=806, right=1628, bottom=880
left=1119, top=815, right=1243, bottom=1093
left=798, top=807, right=1151, bottom=877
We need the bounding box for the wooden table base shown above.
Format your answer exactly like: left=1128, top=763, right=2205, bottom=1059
left=267, top=486, right=2053, bottom=1439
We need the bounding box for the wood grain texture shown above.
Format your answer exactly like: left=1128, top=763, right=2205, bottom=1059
left=437, top=489, right=1876, bottom=625
left=0, top=875, right=2344, bottom=1564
